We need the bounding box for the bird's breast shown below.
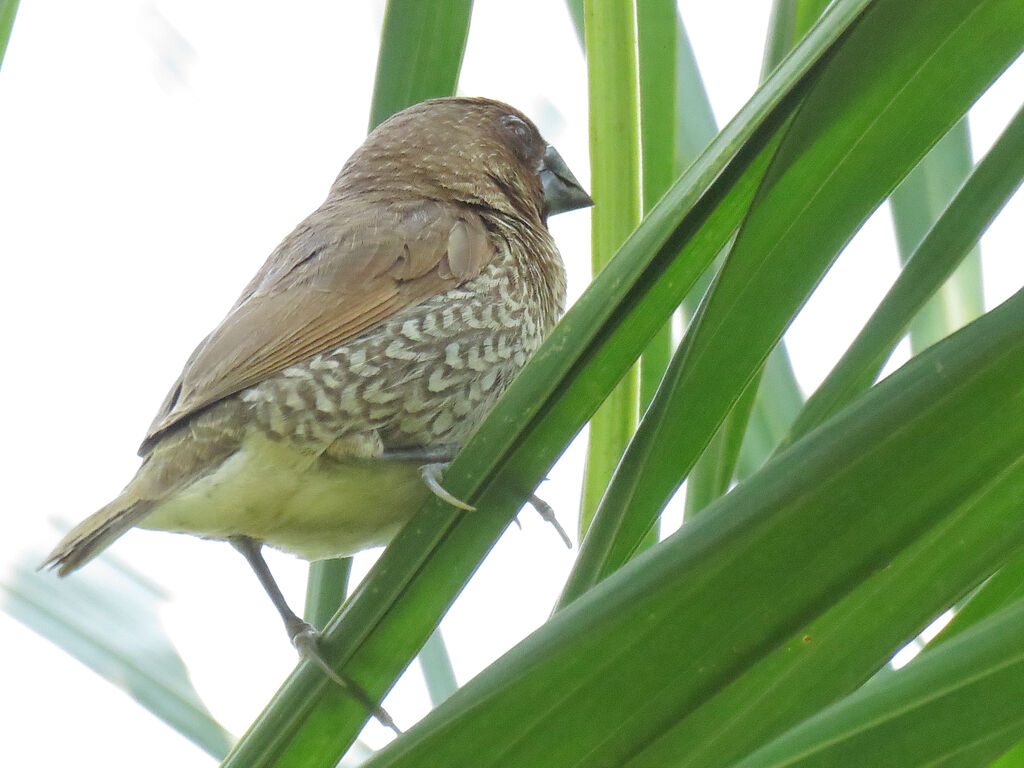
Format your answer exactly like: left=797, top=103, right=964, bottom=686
left=139, top=431, right=429, bottom=560
left=241, top=251, right=559, bottom=452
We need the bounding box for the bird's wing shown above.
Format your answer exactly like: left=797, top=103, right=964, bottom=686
left=139, top=197, right=495, bottom=453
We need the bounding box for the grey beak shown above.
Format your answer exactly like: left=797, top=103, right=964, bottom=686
left=538, top=144, right=594, bottom=216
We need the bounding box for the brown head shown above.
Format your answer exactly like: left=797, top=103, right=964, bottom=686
left=330, top=97, right=592, bottom=227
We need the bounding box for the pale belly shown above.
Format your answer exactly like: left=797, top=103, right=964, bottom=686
left=139, top=432, right=430, bottom=560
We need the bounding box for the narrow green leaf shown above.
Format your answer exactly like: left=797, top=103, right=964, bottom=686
left=367, top=0, right=473, bottom=131
left=785, top=100, right=1024, bottom=445
left=730, top=597, right=1024, bottom=768
left=2, top=555, right=233, bottom=759
left=892, top=118, right=984, bottom=352
left=303, top=558, right=351, bottom=631
left=570, top=0, right=1024, bottom=594
left=674, top=20, right=718, bottom=166
left=418, top=628, right=458, bottom=706
left=221, top=3, right=872, bottom=762
left=360, top=281, right=1024, bottom=768
left=762, top=0, right=834, bottom=76
left=0, top=0, right=17, bottom=70
left=734, top=347, right=804, bottom=478
left=637, top=0, right=677, bottom=410
left=565, top=0, right=584, bottom=48
left=579, top=0, right=642, bottom=533
left=931, top=548, right=1024, bottom=653
left=683, top=378, right=758, bottom=517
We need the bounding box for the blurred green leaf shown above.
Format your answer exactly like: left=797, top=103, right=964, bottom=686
left=734, top=347, right=804, bottom=477
left=762, top=0, right=834, bottom=75
left=417, top=628, right=457, bottom=706
left=367, top=0, right=473, bottom=131
left=892, top=118, right=984, bottom=352
left=565, top=0, right=584, bottom=48
left=1, top=553, right=232, bottom=759
left=674, top=19, right=718, bottom=166
left=303, top=557, right=351, bottom=631
left=930, top=547, right=1024, bottom=653
left=0, top=0, right=17, bottom=69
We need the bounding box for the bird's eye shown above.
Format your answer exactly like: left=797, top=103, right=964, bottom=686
left=500, top=114, right=530, bottom=137
left=499, top=114, right=537, bottom=160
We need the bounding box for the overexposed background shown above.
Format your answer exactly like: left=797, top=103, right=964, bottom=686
left=1, top=1, right=1022, bottom=765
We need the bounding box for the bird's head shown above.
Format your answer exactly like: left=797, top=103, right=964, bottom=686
left=332, top=97, right=593, bottom=226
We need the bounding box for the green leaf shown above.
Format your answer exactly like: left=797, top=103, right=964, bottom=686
left=930, top=546, right=1024, bottom=653
left=729, top=597, right=1024, bottom=768
left=674, top=20, right=718, bottom=166
left=785, top=100, right=1024, bottom=445
left=569, top=0, right=1024, bottom=594
left=565, top=0, right=584, bottom=48
left=367, top=0, right=473, bottom=131
left=637, top=0, right=677, bottom=410
left=417, top=628, right=457, bottom=706
left=892, top=118, right=984, bottom=352
left=734, top=347, right=804, bottom=478
left=1, top=554, right=233, bottom=759
left=762, top=0, right=834, bottom=76
left=303, top=557, right=351, bottom=631
left=683, top=377, right=757, bottom=517
left=579, top=0, right=642, bottom=533
left=0, top=0, right=18, bottom=69
left=358, top=276, right=1024, bottom=768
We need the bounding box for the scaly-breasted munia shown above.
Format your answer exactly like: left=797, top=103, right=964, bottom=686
left=42, top=98, right=591, bottom=699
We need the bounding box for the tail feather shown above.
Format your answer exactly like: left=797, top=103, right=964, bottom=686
left=40, top=496, right=155, bottom=576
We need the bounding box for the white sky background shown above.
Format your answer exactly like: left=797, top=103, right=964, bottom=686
left=1, top=1, right=1022, bottom=765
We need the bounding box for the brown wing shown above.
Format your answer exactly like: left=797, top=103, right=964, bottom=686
left=139, top=197, right=495, bottom=454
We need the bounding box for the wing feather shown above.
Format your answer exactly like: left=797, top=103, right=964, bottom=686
left=140, top=197, right=494, bottom=454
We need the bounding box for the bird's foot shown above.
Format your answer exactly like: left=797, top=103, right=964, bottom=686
left=289, top=619, right=401, bottom=735
left=419, top=462, right=476, bottom=511
left=525, top=493, right=572, bottom=548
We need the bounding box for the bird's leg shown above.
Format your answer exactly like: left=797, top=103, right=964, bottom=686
left=228, top=536, right=400, bottom=733
left=380, top=447, right=476, bottom=511
left=229, top=535, right=315, bottom=644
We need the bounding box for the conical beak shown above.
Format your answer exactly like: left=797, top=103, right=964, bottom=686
left=538, top=144, right=594, bottom=216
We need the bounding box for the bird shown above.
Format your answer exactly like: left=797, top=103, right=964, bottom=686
left=41, top=97, right=592, bottom=716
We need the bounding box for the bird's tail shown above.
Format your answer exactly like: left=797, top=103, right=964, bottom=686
left=40, top=495, right=155, bottom=576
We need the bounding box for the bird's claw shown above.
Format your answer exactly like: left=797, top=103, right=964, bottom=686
left=291, top=622, right=401, bottom=734
left=420, top=463, right=476, bottom=511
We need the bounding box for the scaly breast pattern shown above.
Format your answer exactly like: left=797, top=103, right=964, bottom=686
left=240, top=232, right=565, bottom=455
